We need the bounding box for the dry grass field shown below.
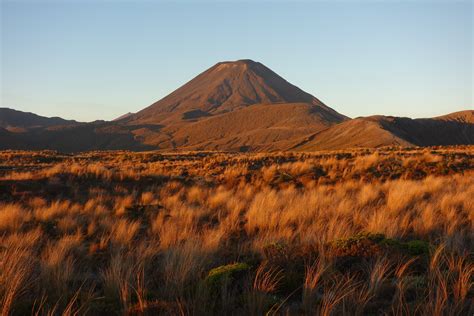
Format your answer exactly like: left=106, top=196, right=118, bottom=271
left=0, top=146, right=473, bottom=315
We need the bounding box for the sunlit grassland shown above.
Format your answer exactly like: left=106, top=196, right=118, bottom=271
left=0, top=146, right=473, bottom=315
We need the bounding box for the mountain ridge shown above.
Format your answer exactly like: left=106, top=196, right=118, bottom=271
left=294, top=111, right=474, bottom=151
left=0, top=108, right=79, bottom=132
left=0, top=60, right=472, bottom=152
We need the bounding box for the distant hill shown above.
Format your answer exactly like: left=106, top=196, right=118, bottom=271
left=113, top=112, right=134, bottom=121
left=294, top=110, right=474, bottom=151
left=0, top=108, right=78, bottom=132
left=0, top=60, right=472, bottom=152
left=0, top=122, right=153, bottom=152
left=435, top=110, right=474, bottom=124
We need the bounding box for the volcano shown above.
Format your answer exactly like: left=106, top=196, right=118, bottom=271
left=1, top=60, right=350, bottom=152
left=125, top=59, right=346, bottom=126
left=118, top=59, right=348, bottom=151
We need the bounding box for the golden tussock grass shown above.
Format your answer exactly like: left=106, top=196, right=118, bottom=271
left=0, top=146, right=472, bottom=315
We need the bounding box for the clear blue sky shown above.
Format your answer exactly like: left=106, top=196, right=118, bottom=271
left=1, top=0, right=472, bottom=122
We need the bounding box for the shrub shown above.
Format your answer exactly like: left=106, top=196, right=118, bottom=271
left=330, top=232, right=386, bottom=257
left=205, top=262, right=250, bottom=289
left=330, top=232, right=432, bottom=258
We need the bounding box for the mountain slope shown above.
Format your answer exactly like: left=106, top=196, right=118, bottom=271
left=0, top=108, right=78, bottom=132
left=169, top=103, right=339, bottom=151
left=434, top=110, right=474, bottom=124
left=293, top=116, right=412, bottom=150
left=294, top=110, right=474, bottom=151
left=0, top=122, right=152, bottom=151
left=113, top=112, right=134, bottom=121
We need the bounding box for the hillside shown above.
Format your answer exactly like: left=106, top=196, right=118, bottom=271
left=170, top=103, right=340, bottom=151
left=0, top=122, right=152, bottom=152
left=294, top=110, right=474, bottom=150
left=434, top=110, right=474, bottom=123
left=0, top=108, right=78, bottom=132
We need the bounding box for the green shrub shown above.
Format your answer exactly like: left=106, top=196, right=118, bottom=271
left=205, top=262, right=250, bottom=289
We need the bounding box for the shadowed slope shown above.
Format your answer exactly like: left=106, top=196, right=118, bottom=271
left=295, top=110, right=474, bottom=151
left=0, top=122, right=153, bottom=152
left=0, top=108, right=79, bottom=132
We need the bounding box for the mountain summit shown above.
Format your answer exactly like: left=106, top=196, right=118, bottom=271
left=126, top=59, right=346, bottom=125
left=116, top=59, right=349, bottom=150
